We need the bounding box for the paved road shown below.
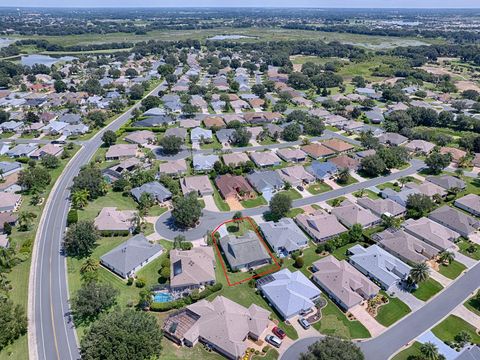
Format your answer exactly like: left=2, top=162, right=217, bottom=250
left=155, top=159, right=425, bottom=241
left=28, top=83, right=164, bottom=360
left=281, top=262, right=480, bottom=360
left=154, top=129, right=361, bottom=160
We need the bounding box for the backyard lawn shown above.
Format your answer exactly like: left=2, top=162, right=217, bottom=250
left=161, top=338, right=225, bottom=360
left=432, top=315, right=480, bottom=344
left=391, top=342, right=423, bottom=360
left=307, top=181, right=332, bottom=195
left=437, top=260, right=466, bottom=280
left=331, top=242, right=368, bottom=261
left=412, top=278, right=443, bottom=301
left=375, top=292, right=411, bottom=327
left=312, top=296, right=371, bottom=339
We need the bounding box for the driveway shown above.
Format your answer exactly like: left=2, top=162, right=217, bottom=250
left=453, top=304, right=480, bottom=329
left=389, top=283, right=424, bottom=312
left=429, top=269, right=453, bottom=288
left=203, top=195, right=219, bottom=212
left=289, top=315, right=321, bottom=339
left=454, top=251, right=478, bottom=269
left=349, top=305, right=386, bottom=338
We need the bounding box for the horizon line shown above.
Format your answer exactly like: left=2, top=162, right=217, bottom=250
left=2, top=6, right=480, bottom=9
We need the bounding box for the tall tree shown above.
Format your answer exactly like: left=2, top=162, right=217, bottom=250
left=300, top=337, right=364, bottom=360
left=64, top=220, right=99, bottom=258
left=409, top=262, right=430, bottom=284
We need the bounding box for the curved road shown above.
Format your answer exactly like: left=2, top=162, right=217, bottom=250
left=155, top=159, right=425, bottom=241
left=28, top=83, right=164, bottom=360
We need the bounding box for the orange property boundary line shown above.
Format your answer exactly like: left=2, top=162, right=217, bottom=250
left=211, top=217, right=281, bottom=287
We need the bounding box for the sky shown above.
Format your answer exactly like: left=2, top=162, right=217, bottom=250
left=3, top=0, right=480, bottom=8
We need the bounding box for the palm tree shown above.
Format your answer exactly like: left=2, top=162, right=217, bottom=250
left=18, top=211, right=37, bottom=231
left=409, top=262, right=430, bottom=284
left=439, top=250, right=455, bottom=265
left=398, top=177, right=409, bottom=189
left=420, top=342, right=440, bottom=360
left=71, top=189, right=89, bottom=209
left=0, top=247, right=15, bottom=271
left=336, top=168, right=350, bottom=184
left=447, top=186, right=461, bottom=200
left=454, top=168, right=464, bottom=178
left=381, top=214, right=402, bottom=230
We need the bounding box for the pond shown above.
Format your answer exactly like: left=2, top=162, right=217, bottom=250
left=21, top=54, right=77, bottom=67
left=208, top=35, right=255, bottom=41
left=0, top=38, right=13, bottom=48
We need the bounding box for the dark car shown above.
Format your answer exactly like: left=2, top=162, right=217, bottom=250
left=272, top=326, right=286, bottom=339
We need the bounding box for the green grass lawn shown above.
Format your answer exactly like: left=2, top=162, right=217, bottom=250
left=161, top=338, right=225, bottom=360
left=432, top=315, right=480, bottom=344
left=313, top=296, right=371, bottom=339
left=377, top=182, right=401, bottom=192
left=286, top=208, right=305, bottom=218
left=331, top=242, right=368, bottom=261
left=335, top=175, right=358, bottom=186
left=241, top=196, right=267, bottom=208
left=375, top=292, right=411, bottom=327
left=464, top=292, right=480, bottom=317
left=225, top=218, right=257, bottom=237
left=412, top=278, right=444, bottom=301
left=211, top=185, right=230, bottom=212
left=391, top=342, right=423, bottom=360
left=353, top=189, right=380, bottom=199
left=307, top=181, right=332, bottom=195
left=78, top=190, right=138, bottom=221
left=437, top=260, right=467, bottom=280
left=457, top=239, right=480, bottom=260
left=280, top=188, right=303, bottom=200
left=252, top=348, right=279, bottom=360
left=200, top=137, right=222, bottom=150
left=326, top=196, right=347, bottom=207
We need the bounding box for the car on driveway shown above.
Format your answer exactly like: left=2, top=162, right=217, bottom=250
left=265, top=334, right=282, bottom=348
left=272, top=326, right=286, bottom=339
left=298, top=317, right=310, bottom=329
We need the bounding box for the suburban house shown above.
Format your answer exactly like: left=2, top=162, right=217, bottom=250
left=164, top=127, right=188, bottom=142
left=381, top=188, right=420, bottom=207
left=402, top=217, right=459, bottom=251
left=170, top=247, right=216, bottom=291
left=203, top=116, right=225, bottom=129
left=328, top=155, right=360, bottom=171
left=219, top=231, right=271, bottom=271
left=276, top=148, right=307, bottom=163
left=257, top=269, right=321, bottom=320
left=246, top=170, right=284, bottom=199
left=94, top=207, right=136, bottom=234
left=191, top=127, right=213, bottom=144
left=258, top=218, right=309, bottom=256
left=439, top=146, right=467, bottom=163
left=356, top=197, right=407, bottom=218
left=100, top=234, right=164, bottom=279
left=249, top=151, right=282, bottom=168
left=404, top=182, right=446, bottom=198
left=301, top=143, right=335, bottom=160
left=404, top=140, right=435, bottom=154
left=162, top=296, right=270, bottom=360
left=426, top=175, right=466, bottom=191
left=374, top=229, right=439, bottom=264
left=130, top=181, right=172, bottom=203
left=192, top=154, right=219, bottom=172
left=159, top=159, right=188, bottom=177
left=348, top=244, right=412, bottom=290
left=428, top=206, right=480, bottom=238
left=307, top=161, right=338, bottom=180
left=295, top=210, right=347, bottom=243
left=276, top=165, right=315, bottom=187
left=215, top=174, right=255, bottom=201
left=105, top=144, right=139, bottom=161
left=331, top=200, right=381, bottom=228
left=378, top=132, right=408, bottom=146
left=0, top=161, right=22, bottom=177
left=222, top=152, right=250, bottom=167
left=455, top=194, right=480, bottom=217
left=0, top=192, right=22, bottom=212
left=322, top=139, right=355, bottom=154
left=7, top=144, right=38, bottom=158
left=30, top=144, right=63, bottom=159
left=216, top=128, right=235, bottom=146
left=180, top=175, right=214, bottom=196
left=133, top=115, right=176, bottom=127
left=124, top=130, right=156, bottom=145
left=311, top=255, right=379, bottom=311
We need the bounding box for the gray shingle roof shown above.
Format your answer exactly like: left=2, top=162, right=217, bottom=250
left=131, top=181, right=172, bottom=203
left=259, top=218, right=309, bottom=254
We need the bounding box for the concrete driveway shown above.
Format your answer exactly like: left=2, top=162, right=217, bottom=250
left=349, top=305, right=386, bottom=337
left=289, top=315, right=321, bottom=339
left=203, top=195, right=219, bottom=212
left=389, top=283, right=424, bottom=312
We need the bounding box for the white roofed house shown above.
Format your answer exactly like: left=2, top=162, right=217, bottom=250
left=259, top=218, right=309, bottom=256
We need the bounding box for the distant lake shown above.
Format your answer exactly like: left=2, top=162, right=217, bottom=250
left=207, top=35, right=255, bottom=41
left=21, top=54, right=77, bottom=67
left=0, top=38, right=13, bottom=48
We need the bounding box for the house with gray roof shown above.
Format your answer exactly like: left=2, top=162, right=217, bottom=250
left=402, top=217, right=459, bottom=251
left=100, top=234, right=164, bottom=278
left=429, top=206, right=480, bottom=237
left=455, top=194, right=480, bottom=217
left=348, top=244, right=411, bottom=290
left=215, top=128, right=235, bottom=145
left=378, top=132, right=408, bottom=146
left=63, top=123, right=89, bottom=136
left=295, top=210, right=347, bottom=243
left=1, top=121, right=24, bottom=133
left=222, top=152, right=250, bottom=168
left=164, top=127, right=188, bottom=141
left=331, top=200, right=381, bottom=228
left=426, top=175, right=466, bottom=191
left=312, top=255, right=379, bottom=311
left=0, top=161, right=22, bottom=177
left=404, top=140, right=435, bottom=154
left=374, top=229, right=439, bottom=264
left=276, top=165, right=315, bottom=187
left=249, top=151, right=282, bottom=168
left=246, top=170, right=284, bottom=198
left=258, top=269, right=321, bottom=320
left=192, top=154, right=219, bottom=172
left=259, top=218, right=309, bottom=256
left=381, top=187, right=420, bottom=207
left=6, top=144, right=38, bottom=158
left=131, top=181, right=172, bottom=203
left=219, top=231, right=271, bottom=271
left=58, top=113, right=82, bottom=125
left=357, top=197, right=406, bottom=218
left=190, top=127, right=213, bottom=144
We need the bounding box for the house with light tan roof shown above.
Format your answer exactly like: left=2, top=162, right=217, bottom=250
left=124, top=130, right=156, bottom=146
left=276, top=165, right=315, bottom=187
left=94, top=207, right=136, bottom=234
left=0, top=192, right=22, bottom=213
left=180, top=175, right=214, bottom=196
left=170, top=247, right=216, bottom=291
left=402, top=217, right=459, bottom=251
left=105, top=144, right=139, bottom=161
left=295, top=210, right=347, bottom=243
left=404, top=181, right=447, bottom=198
left=276, top=148, right=307, bottom=163
left=312, top=255, right=379, bottom=311
left=30, top=144, right=63, bottom=159
left=163, top=296, right=270, bottom=360
left=203, top=116, right=225, bottom=129
left=301, top=143, right=335, bottom=160
left=439, top=146, right=467, bottom=163
left=404, top=139, right=435, bottom=154
left=222, top=152, right=250, bottom=168
left=331, top=200, right=381, bottom=228
left=159, top=159, right=188, bottom=177
left=249, top=151, right=281, bottom=168
left=322, top=138, right=355, bottom=154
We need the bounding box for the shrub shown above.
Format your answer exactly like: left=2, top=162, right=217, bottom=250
left=135, top=278, right=146, bottom=288
left=294, top=256, right=304, bottom=268
left=262, top=346, right=269, bottom=353
left=67, top=209, right=78, bottom=226
left=316, top=243, right=325, bottom=254
left=127, top=278, right=134, bottom=286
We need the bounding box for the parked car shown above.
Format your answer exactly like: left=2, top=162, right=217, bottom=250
left=265, top=334, right=282, bottom=348
left=272, top=326, right=286, bottom=339
left=298, top=317, right=310, bottom=329
left=297, top=185, right=304, bottom=191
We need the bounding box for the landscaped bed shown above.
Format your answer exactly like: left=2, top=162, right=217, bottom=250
left=373, top=292, right=411, bottom=327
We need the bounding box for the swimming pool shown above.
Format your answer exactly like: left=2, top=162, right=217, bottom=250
left=153, top=292, right=173, bottom=303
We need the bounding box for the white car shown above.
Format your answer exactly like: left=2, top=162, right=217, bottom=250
left=265, top=334, right=282, bottom=348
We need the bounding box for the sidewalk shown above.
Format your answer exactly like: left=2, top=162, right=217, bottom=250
left=454, top=251, right=478, bottom=269
left=429, top=269, right=453, bottom=288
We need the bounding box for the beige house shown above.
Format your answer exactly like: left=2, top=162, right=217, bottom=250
left=94, top=207, right=136, bottom=234
left=0, top=192, right=22, bottom=213
left=295, top=210, right=347, bottom=243
left=276, top=165, right=315, bottom=187
left=170, top=247, right=216, bottom=291
left=180, top=175, right=214, bottom=196
left=163, top=296, right=270, bottom=360
left=331, top=200, right=381, bottom=228
left=159, top=159, right=188, bottom=177
left=402, top=217, right=459, bottom=251
left=105, top=144, right=139, bottom=160
left=124, top=130, right=156, bottom=145
left=222, top=152, right=250, bottom=167
left=312, top=255, right=379, bottom=311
